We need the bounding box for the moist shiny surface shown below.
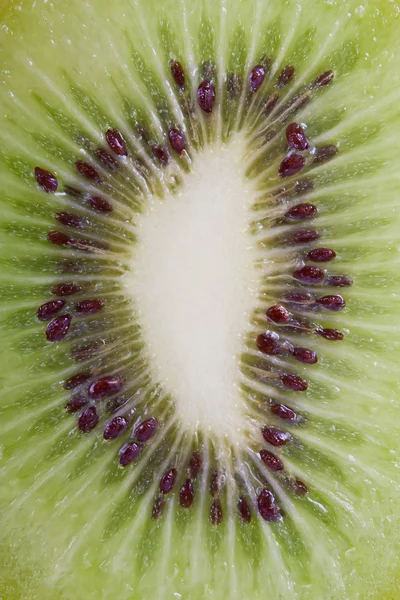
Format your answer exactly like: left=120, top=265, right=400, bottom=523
left=1, top=0, right=400, bottom=599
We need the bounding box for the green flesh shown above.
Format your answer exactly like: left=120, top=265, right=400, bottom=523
left=1, top=0, right=400, bottom=599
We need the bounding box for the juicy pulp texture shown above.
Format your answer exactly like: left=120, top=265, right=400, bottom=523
left=0, top=1, right=400, bottom=600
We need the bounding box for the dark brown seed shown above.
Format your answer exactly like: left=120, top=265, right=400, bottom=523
left=47, top=231, right=72, bottom=246
left=238, top=497, right=252, bottom=523
left=36, top=299, right=66, bottom=321
left=153, top=145, right=169, bottom=166
left=106, top=128, right=128, bottom=156
left=285, top=203, right=317, bottom=221
left=87, top=195, right=112, bottom=213
left=289, top=229, right=320, bottom=245
left=266, top=305, right=290, bottom=323
left=280, top=373, right=308, bottom=391
left=271, top=403, right=297, bottom=421
left=152, top=496, right=165, bottom=519
left=315, top=328, right=344, bottom=341
left=248, top=65, right=265, bottom=92
left=260, top=449, right=284, bottom=471
left=75, top=160, right=101, bottom=182
left=197, top=80, right=216, bottom=113
left=72, top=341, right=104, bottom=361
left=34, top=167, right=58, bottom=193
left=277, top=65, right=295, bottom=88
left=65, top=395, right=88, bottom=413
left=88, top=376, right=123, bottom=399
left=210, top=498, right=223, bottom=525
left=293, top=265, right=325, bottom=284
left=307, top=248, right=336, bottom=262
left=316, top=295, right=346, bottom=311
left=256, top=332, right=282, bottom=355
left=325, top=275, right=353, bottom=287
left=262, top=426, right=290, bottom=447
left=226, top=73, right=242, bottom=99
left=51, top=283, right=82, bottom=297
left=168, top=128, right=186, bottom=154
left=64, top=372, right=90, bottom=390
left=257, top=488, right=280, bottom=522
left=210, top=469, right=219, bottom=495
left=311, top=70, right=334, bottom=89
left=291, top=347, right=318, bottom=364
left=75, top=299, right=104, bottom=314
left=264, top=93, right=279, bottom=115
left=190, top=451, right=202, bottom=478
left=78, top=406, right=99, bottom=433
left=55, top=212, right=86, bottom=229
left=286, top=123, right=310, bottom=151
left=283, top=292, right=314, bottom=305
left=95, top=148, right=118, bottom=170
left=46, top=314, right=72, bottom=342
left=160, top=468, right=177, bottom=494
left=294, top=480, right=309, bottom=495
left=279, top=154, right=305, bottom=178
left=135, top=417, right=158, bottom=442
left=313, top=145, right=338, bottom=164
left=179, top=479, right=194, bottom=508
left=170, top=60, right=185, bottom=89
left=119, top=442, right=141, bottom=466
left=103, top=416, right=128, bottom=440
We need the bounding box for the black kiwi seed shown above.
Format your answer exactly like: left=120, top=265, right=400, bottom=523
left=237, top=497, right=252, bottom=523
left=45, top=314, right=72, bottom=341
left=179, top=478, right=195, bottom=508
left=78, top=406, right=99, bottom=433
left=96, top=147, right=119, bottom=169
left=197, top=80, right=216, bottom=113
left=105, top=128, right=128, bottom=156
left=75, top=160, right=101, bottom=182
left=55, top=212, right=88, bottom=229
left=170, top=59, right=185, bottom=89
left=65, top=395, right=88, bottom=413
left=36, top=299, right=66, bottom=321
left=168, top=128, right=186, bottom=153
left=248, top=65, right=266, bottom=92
left=257, top=489, right=281, bottom=522
left=276, top=65, right=295, bottom=88
left=34, top=166, right=58, bottom=192
left=278, top=154, right=305, bottom=178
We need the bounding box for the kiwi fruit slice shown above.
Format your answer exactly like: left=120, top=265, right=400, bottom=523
left=1, top=0, right=400, bottom=598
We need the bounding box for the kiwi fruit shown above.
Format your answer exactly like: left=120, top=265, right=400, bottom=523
left=1, top=0, right=400, bottom=598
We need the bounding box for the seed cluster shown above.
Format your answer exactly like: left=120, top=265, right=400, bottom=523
left=33, top=55, right=346, bottom=526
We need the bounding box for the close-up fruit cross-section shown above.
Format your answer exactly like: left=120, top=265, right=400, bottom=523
left=1, top=0, right=400, bottom=598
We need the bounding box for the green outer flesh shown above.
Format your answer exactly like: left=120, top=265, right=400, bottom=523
left=1, top=0, right=400, bottom=599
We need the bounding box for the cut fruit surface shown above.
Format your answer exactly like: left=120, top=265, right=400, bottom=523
left=0, top=0, right=400, bottom=599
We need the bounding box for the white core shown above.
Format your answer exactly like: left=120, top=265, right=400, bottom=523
left=129, top=138, right=260, bottom=439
